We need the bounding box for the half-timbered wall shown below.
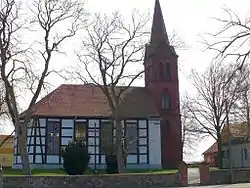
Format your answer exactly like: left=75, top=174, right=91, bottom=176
left=13, top=117, right=161, bottom=169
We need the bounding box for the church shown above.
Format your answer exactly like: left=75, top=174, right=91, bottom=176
left=13, top=0, right=182, bottom=170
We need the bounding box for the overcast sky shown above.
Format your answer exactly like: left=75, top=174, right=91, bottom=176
left=1, top=0, right=250, bottom=162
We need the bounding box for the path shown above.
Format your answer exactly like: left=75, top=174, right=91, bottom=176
left=188, top=168, right=200, bottom=185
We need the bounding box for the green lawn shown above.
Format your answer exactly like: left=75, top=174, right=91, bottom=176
left=2, top=167, right=177, bottom=176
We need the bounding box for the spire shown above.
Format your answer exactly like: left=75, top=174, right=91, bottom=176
left=150, top=0, right=170, bottom=45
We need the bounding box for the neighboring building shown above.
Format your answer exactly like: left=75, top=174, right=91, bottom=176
left=0, top=134, right=14, bottom=167
left=203, top=123, right=250, bottom=168
left=13, top=0, right=182, bottom=170
left=202, top=142, right=217, bottom=166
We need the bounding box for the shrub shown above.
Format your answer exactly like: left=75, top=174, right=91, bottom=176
left=61, top=139, right=90, bottom=175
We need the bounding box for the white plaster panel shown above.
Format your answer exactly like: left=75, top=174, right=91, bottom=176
left=139, top=120, right=147, bottom=128
left=139, top=129, right=147, bottom=137
left=89, top=119, right=99, bottom=128
left=27, top=128, right=33, bottom=136
left=139, top=138, right=147, bottom=145
left=17, top=156, right=21, bottom=163
left=14, top=147, right=17, bottom=154
left=75, top=119, right=87, bottom=122
left=29, top=155, right=33, bottom=162
left=35, top=155, right=42, bottom=163
left=126, top=120, right=137, bottom=123
left=88, top=146, right=95, bottom=154
left=14, top=156, right=17, bottom=164
left=139, top=155, right=148, bottom=163
left=127, top=155, right=137, bottom=163
left=89, top=155, right=95, bottom=164
left=27, top=137, right=34, bottom=145
left=61, top=129, right=73, bottom=137
left=36, top=137, right=45, bottom=145
left=88, top=137, right=99, bottom=145
left=61, top=137, right=72, bottom=145
left=28, top=145, right=34, bottom=153
left=35, top=146, right=45, bottom=154
left=88, top=131, right=100, bottom=137
left=139, top=146, right=147, bottom=154
left=101, top=119, right=110, bottom=122
left=28, top=120, right=34, bottom=128
left=39, top=118, right=46, bottom=127
left=148, top=119, right=161, bottom=166
left=14, top=138, right=17, bottom=147
left=101, top=155, right=106, bottom=164
left=88, top=146, right=99, bottom=154
left=36, top=128, right=46, bottom=136
left=61, top=157, right=64, bottom=164
left=62, top=119, right=74, bottom=128
left=46, top=156, right=59, bottom=163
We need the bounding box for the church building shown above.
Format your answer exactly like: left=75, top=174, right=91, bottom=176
left=13, top=0, right=182, bottom=170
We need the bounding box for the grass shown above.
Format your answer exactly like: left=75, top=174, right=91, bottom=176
left=2, top=167, right=177, bottom=176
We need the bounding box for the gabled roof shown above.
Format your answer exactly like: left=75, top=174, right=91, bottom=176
left=23, top=84, right=159, bottom=118
left=203, top=142, right=217, bottom=155
left=202, top=123, right=249, bottom=155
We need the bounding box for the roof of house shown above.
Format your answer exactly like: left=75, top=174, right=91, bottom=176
left=0, top=134, right=14, bottom=144
left=202, top=142, right=217, bottom=155
left=202, top=123, right=249, bottom=155
left=22, top=84, right=159, bottom=118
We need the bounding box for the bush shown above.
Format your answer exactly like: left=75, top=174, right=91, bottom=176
left=61, top=139, right=90, bottom=175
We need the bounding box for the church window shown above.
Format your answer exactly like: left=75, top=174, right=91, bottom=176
left=162, top=93, right=170, bottom=109
left=46, top=120, right=60, bottom=155
left=166, top=63, right=171, bottom=81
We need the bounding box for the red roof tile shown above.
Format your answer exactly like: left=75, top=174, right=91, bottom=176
left=23, top=84, right=159, bottom=118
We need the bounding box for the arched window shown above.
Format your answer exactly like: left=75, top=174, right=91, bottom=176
left=166, top=63, right=171, bottom=81
left=162, top=93, right=170, bottom=109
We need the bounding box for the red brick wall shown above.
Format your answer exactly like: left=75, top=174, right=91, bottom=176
left=145, top=44, right=182, bottom=169
left=204, top=153, right=217, bottom=166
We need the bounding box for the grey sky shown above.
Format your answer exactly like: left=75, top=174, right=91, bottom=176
left=2, top=0, right=250, bottom=162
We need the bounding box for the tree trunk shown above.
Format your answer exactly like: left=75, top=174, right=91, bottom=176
left=114, top=118, right=125, bottom=173
left=217, top=133, right=223, bottom=169
left=17, top=125, right=31, bottom=175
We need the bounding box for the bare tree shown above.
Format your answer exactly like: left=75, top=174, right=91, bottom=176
left=203, top=7, right=250, bottom=81
left=230, top=64, right=250, bottom=138
left=185, top=62, right=244, bottom=168
left=0, top=0, right=85, bottom=174
left=71, top=11, right=150, bottom=173
left=180, top=95, right=205, bottom=157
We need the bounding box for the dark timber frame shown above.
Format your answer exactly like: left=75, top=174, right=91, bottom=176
left=13, top=116, right=150, bottom=167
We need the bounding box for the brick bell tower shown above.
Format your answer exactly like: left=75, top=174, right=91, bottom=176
left=144, top=0, right=182, bottom=169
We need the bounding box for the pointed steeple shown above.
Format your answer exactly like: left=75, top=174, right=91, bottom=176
left=150, top=0, right=170, bottom=45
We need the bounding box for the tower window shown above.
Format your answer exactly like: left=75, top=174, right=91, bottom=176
left=159, top=63, right=164, bottom=80
left=162, top=93, right=170, bottom=109
left=166, top=63, right=171, bottom=81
